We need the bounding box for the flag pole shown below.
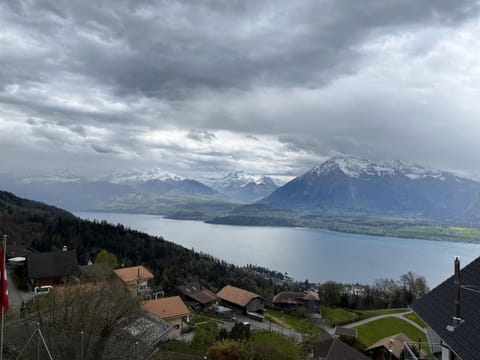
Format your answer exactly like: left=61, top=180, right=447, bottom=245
left=0, top=234, right=6, bottom=360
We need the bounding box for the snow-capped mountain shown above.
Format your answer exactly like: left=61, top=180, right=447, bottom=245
left=312, top=155, right=452, bottom=180
left=105, top=168, right=218, bottom=197
left=205, top=171, right=280, bottom=202
left=107, top=168, right=185, bottom=184
left=263, top=156, right=480, bottom=221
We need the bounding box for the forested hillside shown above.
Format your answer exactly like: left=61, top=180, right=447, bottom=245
left=0, top=191, right=290, bottom=298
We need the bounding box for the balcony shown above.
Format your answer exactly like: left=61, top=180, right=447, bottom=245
left=403, top=341, right=442, bottom=360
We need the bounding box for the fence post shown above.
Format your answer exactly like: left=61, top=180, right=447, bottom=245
left=37, top=323, right=40, bottom=360
left=80, top=331, right=84, bottom=360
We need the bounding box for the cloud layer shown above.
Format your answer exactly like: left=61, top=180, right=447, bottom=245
left=1, top=0, right=480, bottom=178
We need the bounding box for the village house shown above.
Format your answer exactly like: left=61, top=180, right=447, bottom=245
left=272, top=290, right=320, bottom=313
left=27, top=250, right=80, bottom=287
left=141, top=296, right=191, bottom=339
left=364, top=333, right=425, bottom=360
left=217, top=285, right=264, bottom=320
left=114, top=265, right=155, bottom=297
left=411, top=256, right=480, bottom=360
left=176, top=281, right=218, bottom=311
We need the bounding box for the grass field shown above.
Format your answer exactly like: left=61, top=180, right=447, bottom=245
left=266, top=309, right=322, bottom=335
left=320, top=306, right=409, bottom=326
left=404, top=312, right=427, bottom=329
left=356, top=316, right=428, bottom=348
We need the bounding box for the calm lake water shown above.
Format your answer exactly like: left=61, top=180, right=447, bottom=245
left=76, top=212, right=480, bottom=287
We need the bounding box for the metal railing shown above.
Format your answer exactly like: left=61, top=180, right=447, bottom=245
left=403, top=341, right=442, bottom=360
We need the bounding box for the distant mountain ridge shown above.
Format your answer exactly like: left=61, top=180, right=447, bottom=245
left=204, top=171, right=279, bottom=202
left=262, top=155, right=480, bottom=222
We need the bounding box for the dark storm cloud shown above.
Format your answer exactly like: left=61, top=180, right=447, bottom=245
left=1, top=0, right=480, bottom=177
left=2, top=0, right=477, bottom=102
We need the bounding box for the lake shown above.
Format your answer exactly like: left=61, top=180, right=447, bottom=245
left=76, top=212, right=480, bottom=287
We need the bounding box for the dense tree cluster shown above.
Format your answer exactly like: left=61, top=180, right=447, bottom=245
left=0, top=191, right=291, bottom=299
left=319, top=272, right=429, bottom=310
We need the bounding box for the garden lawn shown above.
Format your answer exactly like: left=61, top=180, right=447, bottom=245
left=356, top=316, right=428, bottom=349
left=404, top=312, right=427, bottom=329
left=250, top=332, right=302, bottom=360
left=321, top=306, right=408, bottom=326
left=266, top=309, right=322, bottom=335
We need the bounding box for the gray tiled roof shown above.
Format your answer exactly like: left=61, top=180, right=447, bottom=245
left=411, top=256, right=480, bottom=360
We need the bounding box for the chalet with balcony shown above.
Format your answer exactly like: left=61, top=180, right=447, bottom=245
left=114, top=265, right=155, bottom=297
left=141, top=296, right=191, bottom=339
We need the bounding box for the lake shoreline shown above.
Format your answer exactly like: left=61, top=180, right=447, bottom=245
left=75, top=211, right=480, bottom=287
left=85, top=209, right=480, bottom=245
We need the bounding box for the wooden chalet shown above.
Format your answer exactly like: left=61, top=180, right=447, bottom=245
left=272, top=290, right=320, bottom=313
left=114, top=265, right=155, bottom=296
left=217, top=285, right=264, bottom=319
left=27, top=250, right=80, bottom=287
left=142, top=296, right=191, bottom=339
left=176, top=281, right=218, bottom=311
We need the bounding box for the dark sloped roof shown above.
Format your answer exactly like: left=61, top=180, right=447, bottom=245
left=312, top=337, right=370, bottom=360
left=27, top=251, right=80, bottom=279
left=6, top=244, right=30, bottom=259
left=273, top=290, right=320, bottom=304
left=188, top=289, right=218, bottom=305
left=177, top=281, right=218, bottom=305
left=411, top=256, right=480, bottom=360
left=272, top=291, right=304, bottom=304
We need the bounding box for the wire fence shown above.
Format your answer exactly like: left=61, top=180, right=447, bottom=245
left=4, top=322, right=154, bottom=360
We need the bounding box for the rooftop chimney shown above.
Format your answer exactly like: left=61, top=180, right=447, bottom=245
left=447, top=257, right=463, bottom=331
left=454, top=257, right=461, bottom=321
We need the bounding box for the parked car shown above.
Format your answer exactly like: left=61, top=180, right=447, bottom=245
left=33, top=285, right=53, bottom=296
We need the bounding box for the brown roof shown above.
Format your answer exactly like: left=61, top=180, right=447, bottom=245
left=272, top=291, right=304, bottom=304
left=273, top=290, right=320, bottom=304
left=217, top=285, right=261, bottom=307
left=177, top=282, right=219, bottom=305
left=303, top=290, right=320, bottom=301
left=142, top=296, right=191, bottom=320
left=114, top=265, right=154, bottom=284
left=365, top=333, right=411, bottom=359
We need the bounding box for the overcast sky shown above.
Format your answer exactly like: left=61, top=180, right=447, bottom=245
left=2, top=0, right=480, bottom=179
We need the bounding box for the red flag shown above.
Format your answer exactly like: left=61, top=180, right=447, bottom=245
left=0, top=242, right=8, bottom=314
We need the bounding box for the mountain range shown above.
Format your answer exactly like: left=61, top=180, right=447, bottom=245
left=1, top=156, right=479, bottom=225
left=0, top=169, right=281, bottom=212
left=262, top=156, right=480, bottom=222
